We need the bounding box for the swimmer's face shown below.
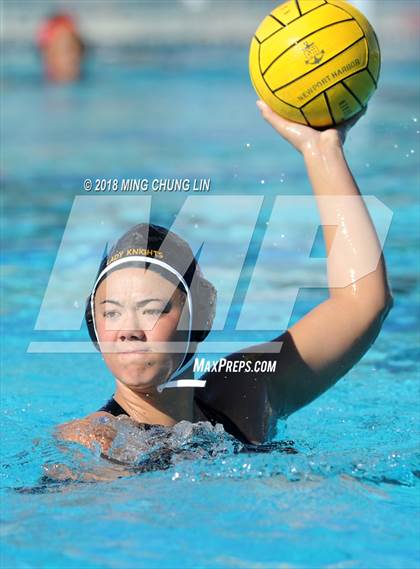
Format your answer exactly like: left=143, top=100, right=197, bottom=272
left=42, top=28, right=83, bottom=82
left=94, top=267, right=189, bottom=391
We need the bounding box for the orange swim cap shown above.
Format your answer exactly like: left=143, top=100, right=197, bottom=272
left=37, top=13, right=78, bottom=50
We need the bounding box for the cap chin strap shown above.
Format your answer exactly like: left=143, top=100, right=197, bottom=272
left=90, top=255, right=197, bottom=390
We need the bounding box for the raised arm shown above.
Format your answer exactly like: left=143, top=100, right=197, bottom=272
left=256, top=100, right=393, bottom=418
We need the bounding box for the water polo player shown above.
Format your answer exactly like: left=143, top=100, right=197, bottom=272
left=59, top=103, right=393, bottom=451
left=37, top=13, right=85, bottom=82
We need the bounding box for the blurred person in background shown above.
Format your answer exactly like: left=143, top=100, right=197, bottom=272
left=37, top=13, right=85, bottom=82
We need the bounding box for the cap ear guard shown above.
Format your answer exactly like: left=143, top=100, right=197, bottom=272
left=85, top=298, right=100, bottom=350
left=190, top=276, right=217, bottom=344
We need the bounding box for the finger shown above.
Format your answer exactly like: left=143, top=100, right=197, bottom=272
left=256, top=100, right=293, bottom=134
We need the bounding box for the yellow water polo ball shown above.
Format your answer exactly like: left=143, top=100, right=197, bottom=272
left=249, top=0, right=381, bottom=128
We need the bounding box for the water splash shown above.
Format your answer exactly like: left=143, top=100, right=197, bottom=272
left=9, top=413, right=419, bottom=493
left=107, top=416, right=242, bottom=470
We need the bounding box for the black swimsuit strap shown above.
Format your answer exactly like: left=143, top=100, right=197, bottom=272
left=98, top=397, right=129, bottom=417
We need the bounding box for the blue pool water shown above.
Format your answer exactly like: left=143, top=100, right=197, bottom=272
left=1, top=43, right=419, bottom=569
